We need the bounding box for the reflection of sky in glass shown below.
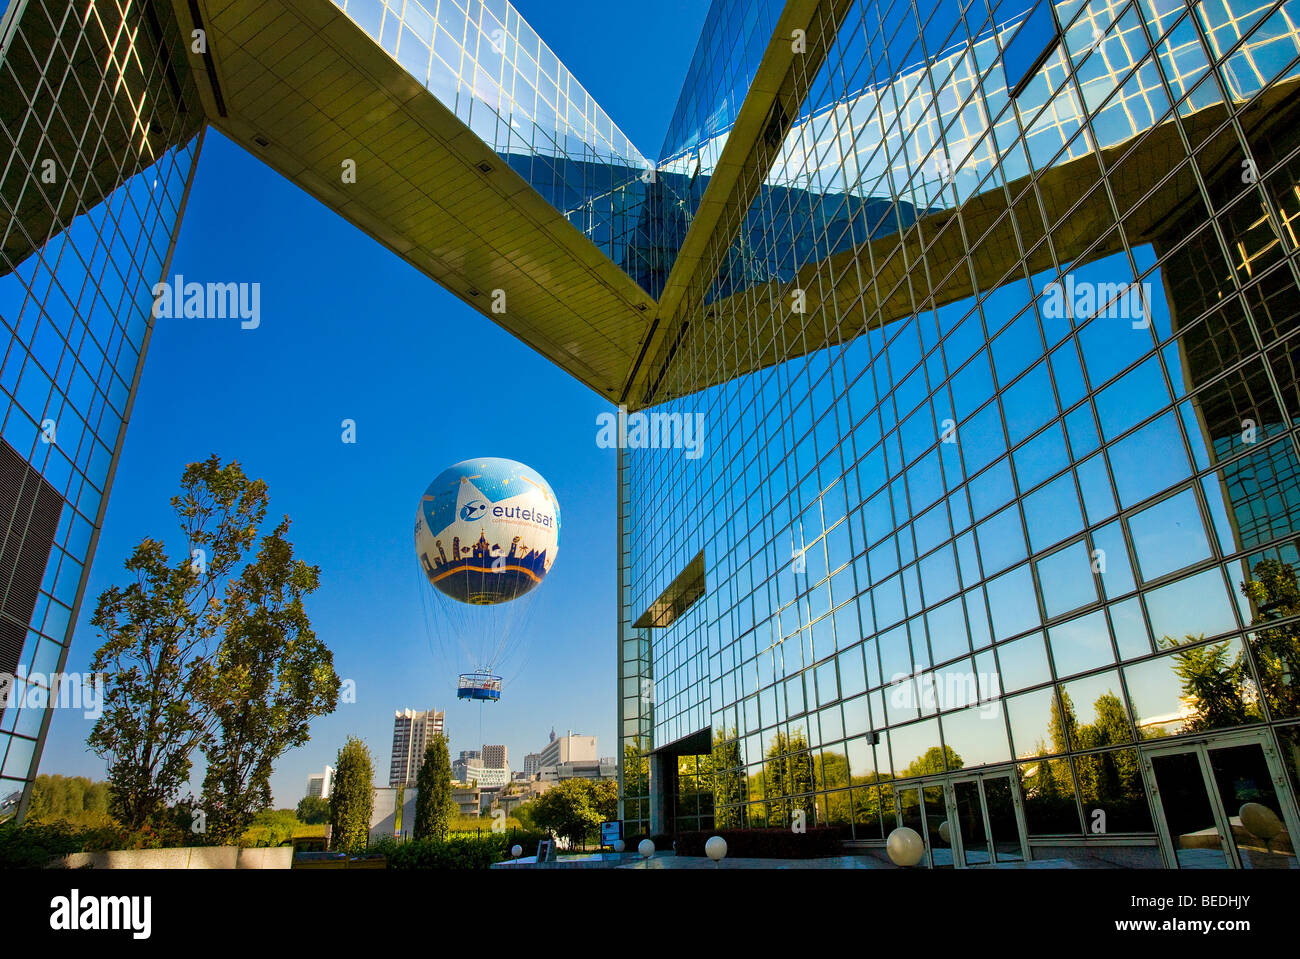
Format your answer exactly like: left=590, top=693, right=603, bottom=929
left=706, top=0, right=1300, bottom=302
left=333, top=0, right=651, bottom=269
left=335, top=0, right=1300, bottom=305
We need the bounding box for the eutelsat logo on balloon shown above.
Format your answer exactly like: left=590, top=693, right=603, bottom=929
left=415, top=457, right=560, bottom=606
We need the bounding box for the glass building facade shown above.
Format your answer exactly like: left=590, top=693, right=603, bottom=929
left=0, top=0, right=202, bottom=817
left=2, top=0, right=1298, bottom=870
left=331, top=0, right=658, bottom=282
left=619, top=0, right=1300, bottom=868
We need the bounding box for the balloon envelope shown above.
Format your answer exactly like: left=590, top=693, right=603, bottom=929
left=415, top=457, right=559, bottom=605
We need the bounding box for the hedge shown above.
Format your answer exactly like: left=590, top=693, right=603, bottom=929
left=0, top=819, right=193, bottom=868
left=384, top=831, right=551, bottom=869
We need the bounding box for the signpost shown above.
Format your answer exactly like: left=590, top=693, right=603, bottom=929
left=600, top=820, right=623, bottom=848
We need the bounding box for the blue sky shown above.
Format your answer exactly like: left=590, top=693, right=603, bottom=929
left=39, top=0, right=710, bottom=805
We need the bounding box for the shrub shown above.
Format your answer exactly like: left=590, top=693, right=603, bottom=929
left=0, top=818, right=197, bottom=867
left=673, top=826, right=847, bottom=859
left=385, top=831, right=550, bottom=869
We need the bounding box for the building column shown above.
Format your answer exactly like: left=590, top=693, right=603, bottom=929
left=649, top=751, right=672, bottom=836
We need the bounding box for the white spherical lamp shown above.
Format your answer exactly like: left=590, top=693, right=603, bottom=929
left=510, top=844, right=522, bottom=858
left=886, top=826, right=925, bottom=867
left=705, top=836, right=728, bottom=863
left=613, top=839, right=625, bottom=853
left=638, top=838, right=655, bottom=858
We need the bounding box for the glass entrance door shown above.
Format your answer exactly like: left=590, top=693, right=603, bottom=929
left=948, top=772, right=1029, bottom=867
left=895, top=784, right=935, bottom=868
left=1142, top=732, right=1299, bottom=869
left=897, top=771, right=1029, bottom=867
left=923, top=784, right=952, bottom=867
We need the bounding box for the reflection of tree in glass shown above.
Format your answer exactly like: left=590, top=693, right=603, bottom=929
left=1153, top=559, right=1300, bottom=731
left=711, top=728, right=746, bottom=827
left=815, top=750, right=852, bottom=824
left=1160, top=639, right=1261, bottom=731
left=1241, top=558, right=1300, bottom=719
left=622, top=737, right=649, bottom=831
left=675, top=752, right=714, bottom=827
left=901, top=745, right=963, bottom=777
left=1029, top=688, right=1149, bottom=831
left=763, top=729, right=816, bottom=827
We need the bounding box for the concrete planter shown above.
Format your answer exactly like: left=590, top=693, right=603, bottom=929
left=236, top=847, right=293, bottom=869
left=54, top=845, right=292, bottom=869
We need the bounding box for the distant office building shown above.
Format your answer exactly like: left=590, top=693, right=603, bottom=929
left=306, top=765, right=335, bottom=800
left=482, top=744, right=508, bottom=770
left=389, top=708, right=446, bottom=787
left=453, top=755, right=483, bottom=783
left=533, top=730, right=597, bottom=772
left=454, top=756, right=509, bottom=788
left=471, top=767, right=510, bottom=788
left=538, top=759, right=618, bottom=784
left=458, top=749, right=481, bottom=762
left=452, top=785, right=481, bottom=818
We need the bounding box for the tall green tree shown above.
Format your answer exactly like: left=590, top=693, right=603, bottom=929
left=86, top=456, right=339, bottom=833
left=330, top=736, right=374, bottom=853
left=413, top=732, right=456, bottom=841
left=200, top=518, right=341, bottom=843
left=88, top=457, right=268, bottom=829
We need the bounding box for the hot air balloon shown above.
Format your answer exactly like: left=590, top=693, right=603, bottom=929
left=414, top=457, right=559, bottom=703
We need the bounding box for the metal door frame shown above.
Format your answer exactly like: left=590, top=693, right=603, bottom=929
left=893, top=781, right=937, bottom=868
left=1139, top=728, right=1300, bottom=869
left=895, top=766, right=1031, bottom=868
left=946, top=768, right=1031, bottom=867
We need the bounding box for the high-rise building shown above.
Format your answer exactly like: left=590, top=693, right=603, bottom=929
left=306, top=765, right=335, bottom=800
left=482, top=744, right=507, bottom=770
left=523, top=753, right=543, bottom=778
left=0, top=0, right=203, bottom=821
left=3, top=0, right=1298, bottom=870
left=613, top=0, right=1300, bottom=870
left=389, top=708, right=446, bottom=787
left=452, top=754, right=482, bottom=782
